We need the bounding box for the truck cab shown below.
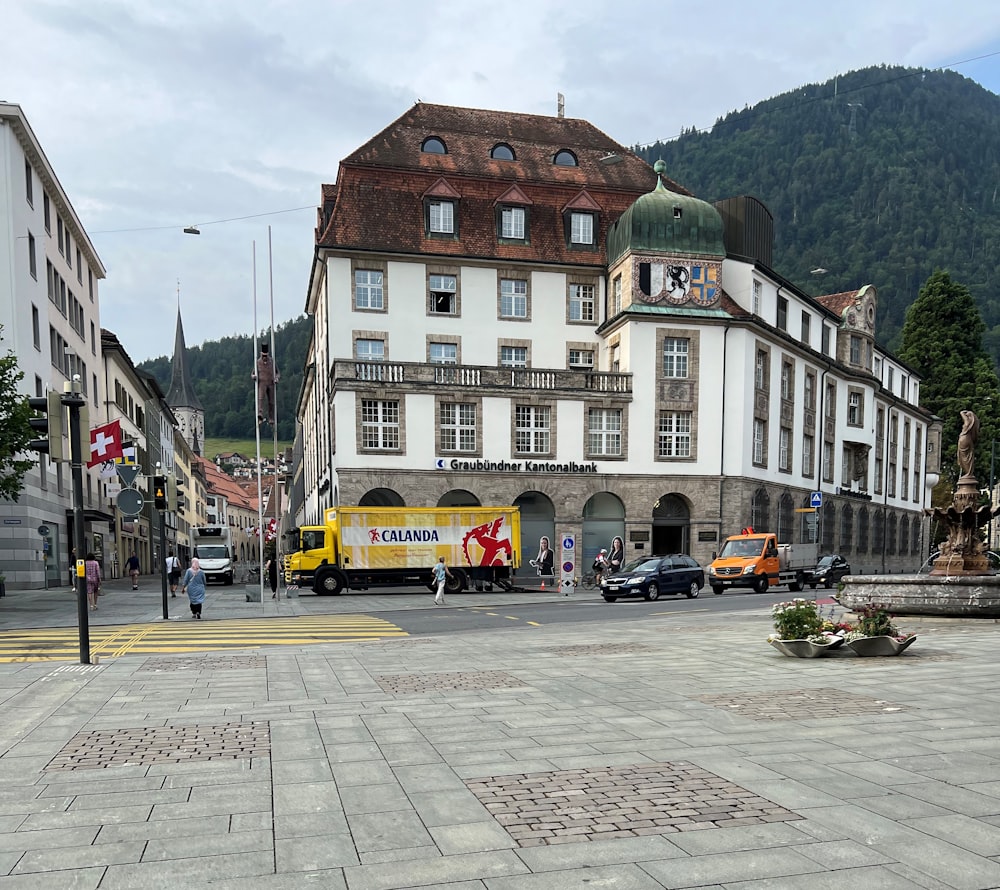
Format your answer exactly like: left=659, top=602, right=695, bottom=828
left=192, top=527, right=235, bottom=585
left=708, top=531, right=776, bottom=594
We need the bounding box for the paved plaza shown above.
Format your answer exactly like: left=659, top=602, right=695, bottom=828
left=2, top=580, right=1000, bottom=888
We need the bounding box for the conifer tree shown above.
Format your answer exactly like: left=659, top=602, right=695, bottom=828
left=0, top=327, right=38, bottom=501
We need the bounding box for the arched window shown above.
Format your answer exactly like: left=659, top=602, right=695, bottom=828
left=822, top=502, right=835, bottom=552
left=491, top=143, right=515, bottom=161
left=437, top=489, right=480, bottom=507
left=858, top=508, right=870, bottom=555
left=873, top=510, right=885, bottom=555
left=421, top=136, right=447, bottom=154
left=887, top=513, right=898, bottom=555
left=751, top=488, right=770, bottom=532
left=800, top=494, right=815, bottom=543
left=911, top=516, right=922, bottom=555
left=358, top=488, right=405, bottom=507
left=899, top=514, right=909, bottom=555
left=840, top=505, right=854, bottom=553
left=777, top=494, right=794, bottom=543
left=553, top=149, right=578, bottom=167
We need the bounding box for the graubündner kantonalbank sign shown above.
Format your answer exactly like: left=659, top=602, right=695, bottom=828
left=435, top=458, right=598, bottom=474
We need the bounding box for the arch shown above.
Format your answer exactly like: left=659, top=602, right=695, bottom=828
left=751, top=488, right=770, bottom=532
left=514, top=491, right=556, bottom=571
left=858, top=507, right=870, bottom=555
left=437, top=489, right=480, bottom=508
left=872, top=510, right=885, bottom=555
left=553, top=149, right=578, bottom=167
left=887, top=512, right=898, bottom=555
left=491, top=143, right=516, bottom=161
left=777, top=493, right=794, bottom=544
left=840, top=504, right=854, bottom=553
left=822, top=502, right=835, bottom=552
left=421, top=136, right=447, bottom=154
left=583, top=491, right=625, bottom=566
left=911, top=515, right=922, bottom=555
left=899, top=514, right=909, bottom=555
left=358, top=488, right=405, bottom=507
left=652, top=493, right=691, bottom=554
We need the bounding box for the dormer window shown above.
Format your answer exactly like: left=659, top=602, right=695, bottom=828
left=428, top=200, right=454, bottom=234
left=491, top=143, right=515, bottom=161
left=499, top=206, right=526, bottom=241
left=554, top=149, right=578, bottom=167
left=421, top=136, right=447, bottom=154
left=570, top=212, right=594, bottom=245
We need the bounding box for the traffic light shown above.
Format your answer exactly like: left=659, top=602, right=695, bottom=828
left=153, top=475, right=167, bottom=510
left=26, top=392, right=64, bottom=460
left=176, top=489, right=186, bottom=514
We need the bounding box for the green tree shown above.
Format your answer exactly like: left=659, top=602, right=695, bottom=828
left=0, top=327, right=38, bottom=501
left=898, top=270, right=1000, bottom=484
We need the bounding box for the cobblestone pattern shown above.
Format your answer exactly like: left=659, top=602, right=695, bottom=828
left=466, top=761, right=801, bottom=847
left=139, top=655, right=267, bottom=672
left=374, top=670, right=527, bottom=694
left=544, top=643, right=655, bottom=656
left=44, top=722, right=270, bottom=771
left=694, top=686, right=909, bottom=720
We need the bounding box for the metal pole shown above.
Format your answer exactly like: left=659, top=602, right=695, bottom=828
left=65, top=389, right=91, bottom=664
left=159, top=511, right=168, bottom=619
left=990, top=440, right=996, bottom=553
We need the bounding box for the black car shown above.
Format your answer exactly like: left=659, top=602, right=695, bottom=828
left=806, top=555, right=851, bottom=589
left=601, top=554, right=704, bottom=602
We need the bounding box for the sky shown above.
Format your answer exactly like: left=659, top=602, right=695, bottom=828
left=4, top=0, right=1000, bottom=364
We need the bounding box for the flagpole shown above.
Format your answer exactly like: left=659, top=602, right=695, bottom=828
left=252, top=240, right=265, bottom=606
left=267, top=225, right=280, bottom=602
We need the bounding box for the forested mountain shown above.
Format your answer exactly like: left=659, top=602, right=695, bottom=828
left=636, top=65, right=1000, bottom=363
left=139, top=315, right=310, bottom=442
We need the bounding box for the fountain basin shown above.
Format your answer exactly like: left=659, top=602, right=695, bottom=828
left=838, top=574, right=1000, bottom=618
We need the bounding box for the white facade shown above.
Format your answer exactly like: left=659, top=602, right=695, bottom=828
left=0, top=103, right=110, bottom=587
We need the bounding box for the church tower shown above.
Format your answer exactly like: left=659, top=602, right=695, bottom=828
left=166, top=310, right=204, bottom=456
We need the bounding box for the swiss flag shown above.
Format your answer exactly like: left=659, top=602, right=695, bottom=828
left=88, top=420, right=124, bottom=467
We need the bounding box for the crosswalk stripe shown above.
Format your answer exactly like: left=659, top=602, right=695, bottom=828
left=0, top=615, right=409, bottom=662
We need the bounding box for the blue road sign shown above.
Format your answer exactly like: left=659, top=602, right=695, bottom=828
left=810, top=491, right=823, bottom=508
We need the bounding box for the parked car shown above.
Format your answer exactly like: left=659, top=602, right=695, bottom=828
left=601, top=554, right=704, bottom=602
left=806, top=554, right=851, bottom=589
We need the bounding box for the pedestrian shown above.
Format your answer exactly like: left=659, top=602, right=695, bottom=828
left=179, top=557, right=206, bottom=619
left=68, top=548, right=77, bottom=588
left=431, top=555, right=453, bottom=605
left=166, top=550, right=182, bottom=597
left=125, top=551, right=140, bottom=590
left=84, top=552, right=101, bottom=611
left=266, top=556, right=278, bottom=599
left=608, top=536, right=625, bottom=574
left=593, top=549, right=609, bottom=584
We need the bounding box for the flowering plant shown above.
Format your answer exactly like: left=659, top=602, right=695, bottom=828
left=770, top=598, right=825, bottom=641
left=843, top=604, right=913, bottom=642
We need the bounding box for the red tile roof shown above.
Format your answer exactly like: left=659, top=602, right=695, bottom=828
left=815, top=289, right=861, bottom=315
left=317, top=103, right=691, bottom=266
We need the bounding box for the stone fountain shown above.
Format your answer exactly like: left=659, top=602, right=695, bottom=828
left=838, top=409, right=1000, bottom=617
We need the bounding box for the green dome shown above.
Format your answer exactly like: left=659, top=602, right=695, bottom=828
left=608, top=161, right=726, bottom=265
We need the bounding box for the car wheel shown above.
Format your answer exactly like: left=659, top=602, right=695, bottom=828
left=825, top=578, right=833, bottom=589
left=711, top=585, right=723, bottom=595
left=645, top=582, right=660, bottom=601
left=809, top=583, right=816, bottom=589
left=686, top=580, right=700, bottom=599
left=754, top=574, right=769, bottom=593
left=603, top=596, right=617, bottom=603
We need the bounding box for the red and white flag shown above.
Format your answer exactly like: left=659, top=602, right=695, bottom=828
left=88, top=420, right=124, bottom=467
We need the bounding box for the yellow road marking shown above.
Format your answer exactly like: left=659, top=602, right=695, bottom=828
left=526, top=621, right=541, bottom=626
left=504, top=616, right=519, bottom=621
left=0, top=615, right=408, bottom=662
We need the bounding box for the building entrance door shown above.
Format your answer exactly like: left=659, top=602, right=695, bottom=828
left=652, top=494, right=690, bottom=554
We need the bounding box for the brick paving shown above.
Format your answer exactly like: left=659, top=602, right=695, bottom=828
left=694, top=686, right=910, bottom=720
left=466, top=761, right=801, bottom=847
left=544, top=642, right=655, bottom=656
left=138, top=655, right=267, bottom=671
left=44, top=722, right=270, bottom=770
left=374, top=670, right=528, bottom=694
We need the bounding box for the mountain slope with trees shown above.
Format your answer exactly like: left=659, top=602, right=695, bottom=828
left=637, top=65, right=1000, bottom=363
left=139, top=315, right=310, bottom=442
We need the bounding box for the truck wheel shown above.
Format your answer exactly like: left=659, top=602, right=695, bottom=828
left=788, top=578, right=802, bottom=592
left=754, top=575, right=769, bottom=593
left=315, top=570, right=345, bottom=596
left=446, top=569, right=466, bottom=594
left=711, top=585, right=724, bottom=595
left=224, top=573, right=233, bottom=587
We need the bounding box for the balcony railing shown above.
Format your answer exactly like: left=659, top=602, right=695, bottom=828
left=338, top=360, right=631, bottom=394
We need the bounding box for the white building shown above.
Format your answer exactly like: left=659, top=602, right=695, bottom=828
left=298, top=103, right=940, bottom=573
left=0, top=102, right=111, bottom=587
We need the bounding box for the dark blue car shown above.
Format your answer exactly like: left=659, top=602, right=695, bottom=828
left=601, top=554, right=704, bottom=602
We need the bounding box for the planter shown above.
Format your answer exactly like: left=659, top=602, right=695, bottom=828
left=769, top=637, right=842, bottom=658
left=846, top=635, right=917, bottom=657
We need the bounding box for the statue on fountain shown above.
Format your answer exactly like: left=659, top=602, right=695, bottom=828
left=927, top=410, right=999, bottom=575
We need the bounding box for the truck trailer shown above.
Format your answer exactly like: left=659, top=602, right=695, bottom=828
left=707, top=528, right=817, bottom=594
left=288, top=506, right=521, bottom=595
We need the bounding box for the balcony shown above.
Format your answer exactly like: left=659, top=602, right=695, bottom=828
left=334, top=360, right=632, bottom=396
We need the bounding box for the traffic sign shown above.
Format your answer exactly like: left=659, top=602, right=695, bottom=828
left=562, top=536, right=574, bottom=550
left=116, top=488, right=144, bottom=517
left=810, top=491, right=823, bottom=508
left=116, top=463, right=141, bottom=487
left=37, top=524, right=50, bottom=536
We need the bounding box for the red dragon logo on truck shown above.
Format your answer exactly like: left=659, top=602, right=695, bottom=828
left=462, top=517, right=512, bottom=566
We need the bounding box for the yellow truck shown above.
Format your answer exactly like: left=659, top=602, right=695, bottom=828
left=707, top=528, right=817, bottom=595
left=288, top=506, right=521, bottom=595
